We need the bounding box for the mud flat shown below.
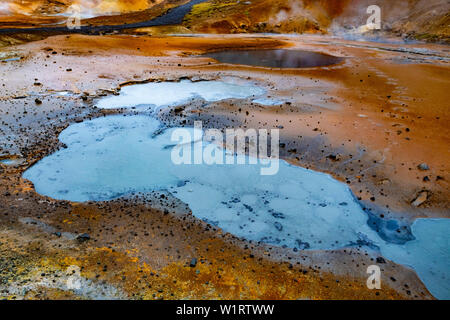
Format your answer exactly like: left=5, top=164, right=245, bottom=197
left=0, top=33, right=449, bottom=300
left=204, top=49, right=344, bottom=68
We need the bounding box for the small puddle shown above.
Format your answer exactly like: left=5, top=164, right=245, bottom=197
left=0, top=156, right=23, bottom=166
left=0, top=159, right=16, bottom=165
left=23, top=114, right=450, bottom=299
left=97, top=79, right=265, bottom=110
left=204, top=49, right=344, bottom=68
left=0, top=52, right=22, bottom=63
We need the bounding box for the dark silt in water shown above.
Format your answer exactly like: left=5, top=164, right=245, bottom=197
left=204, top=49, right=344, bottom=68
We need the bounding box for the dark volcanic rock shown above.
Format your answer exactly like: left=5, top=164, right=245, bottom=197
left=418, top=163, right=430, bottom=171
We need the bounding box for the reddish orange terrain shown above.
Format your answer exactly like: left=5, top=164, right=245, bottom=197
left=0, top=0, right=448, bottom=301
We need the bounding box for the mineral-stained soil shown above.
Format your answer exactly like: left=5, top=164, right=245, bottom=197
left=0, top=33, right=448, bottom=299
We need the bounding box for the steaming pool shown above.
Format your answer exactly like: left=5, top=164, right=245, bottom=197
left=23, top=80, right=449, bottom=299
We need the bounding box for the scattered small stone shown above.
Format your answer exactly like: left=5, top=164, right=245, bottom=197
left=34, top=98, right=42, bottom=105
left=189, top=258, right=197, bottom=268
left=417, top=163, right=429, bottom=171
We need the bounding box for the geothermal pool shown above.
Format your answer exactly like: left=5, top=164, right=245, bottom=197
left=23, top=82, right=450, bottom=299
left=204, top=49, right=344, bottom=68
left=97, top=79, right=265, bottom=110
